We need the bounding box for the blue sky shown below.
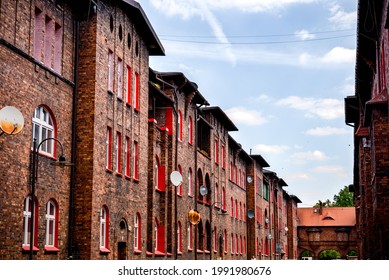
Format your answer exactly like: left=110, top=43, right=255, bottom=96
left=141, top=0, right=357, bottom=207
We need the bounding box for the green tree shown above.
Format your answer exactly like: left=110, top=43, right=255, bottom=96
left=318, top=250, right=341, bottom=260
left=332, top=186, right=354, bottom=207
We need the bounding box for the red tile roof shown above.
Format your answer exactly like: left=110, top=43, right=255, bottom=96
left=297, top=207, right=356, bottom=227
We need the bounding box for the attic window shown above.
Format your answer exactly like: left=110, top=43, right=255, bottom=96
left=322, top=216, right=334, bottom=220
left=110, top=15, right=114, bottom=32
left=118, top=24, right=123, bottom=41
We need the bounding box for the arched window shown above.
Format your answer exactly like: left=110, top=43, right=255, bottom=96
left=155, top=218, right=165, bottom=253
left=197, top=221, right=203, bottom=250
left=222, top=187, right=226, bottom=211
left=215, top=183, right=219, bottom=208
left=100, top=206, right=110, bottom=252
left=235, top=199, right=238, bottom=219
left=45, top=199, right=58, bottom=250
left=177, top=221, right=182, bottom=253
left=223, top=229, right=227, bottom=253
left=154, top=156, right=160, bottom=189
left=231, top=233, right=234, bottom=254
left=213, top=227, right=217, bottom=252
left=178, top=110, right=183, bottom=141
left=134, top=213, right=141, bottom=251
left=188, top=116, right=193, bottom=144
left=188, top=168, right=193, bottom=196
left=205, top=221, right=211, bottom=252
left=23, top=195, right=38, bottom=250
left=32, top=106, right=55, bottom=156
left=230, top=197, right=234, bottom=218
left=177, top=165, right=182, bottom=196
left=187, top=223, right=193, bottom=250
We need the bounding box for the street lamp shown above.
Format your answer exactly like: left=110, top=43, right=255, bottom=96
left=29, top=137, right=72, bottom=260
left=170, top=171, right=183, bottom=260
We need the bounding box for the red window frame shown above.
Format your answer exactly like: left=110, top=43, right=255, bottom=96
left=221, top=145, right=225, bottom=169
left=214, top=138, right=219, bottom=164
left=188, top=116, right=193, bottom=145
left=133, top=141, right=139, bottom=180
left=116, top=132, right=122, bottom=174
left=125, top=136, right=130, bottom=177
left=178, top=110, right=183, bottom=141
left=134, top=72, right=140, bottom=111
left=106, top=127, right=113, bottom=171
left=108, top=50, right=114, bottom=92
left=126, top=66, right=132, bottom=106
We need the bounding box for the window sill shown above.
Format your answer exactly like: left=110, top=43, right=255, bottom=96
left=154, top=250, right=165, bottom=256
left=155, top=187, right=165, bottom=193
left=106, top=168, right=113, bottom=174
left=115, top=172, right=123, bottom=177
left=100, top=248, right=111, bottom=254
left=44, top=246, right=60, bottom=253
left=107, top=90, right=114, bottom=95
left=146, top=251, right=153, bottom=256
left=22, top=245, right=39, bottom=253
left=133, top=178, right=139, bottom=183
left=188, top=247, right=193, bottom=252
left=126, top=102, right=132, bottom=108
left=134, top=249, right=142, bottom=255
left=197, top=249, right=204, bottom=253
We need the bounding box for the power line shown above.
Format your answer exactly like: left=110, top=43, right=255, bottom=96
left=160, top=34, right=356, bottom=45
left=159, top=29, right=356, bottom=39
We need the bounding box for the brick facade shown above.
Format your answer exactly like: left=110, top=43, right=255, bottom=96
left=345, top=0, right=389, bottom=259
left=1, top=0, right=301, bottom=260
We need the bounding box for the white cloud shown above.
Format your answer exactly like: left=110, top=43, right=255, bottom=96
left=277, top=96, right=344, bottom=120
left=328, top=3, right=357, bottom=29
left=150, top=0, right=317, bottom=16
left=225, top=107, right=268, bottom=126
left=311, top=165, right=349, bottom=178
left=295, top=29, right=315, bottom=40
left=305, top=126, right=350, bottom=136
left=291, top=150, right=328, bottom=164
left=253, top=144, right=290, bottom=155
left=321, top=47, right=355, bottom=64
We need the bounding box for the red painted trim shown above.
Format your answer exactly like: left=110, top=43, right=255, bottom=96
left=22, top=245, right=39, bottom=252
left=44, top=246, right=60, bottom=253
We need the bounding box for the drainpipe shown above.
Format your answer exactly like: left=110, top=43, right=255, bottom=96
left=67, top=16, right=80, bottom=259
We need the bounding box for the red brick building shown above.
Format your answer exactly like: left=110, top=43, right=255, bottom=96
left=1, top=0, right=301, bottom=260
left=297, top=207, right=358, bottom=259
left=345, top=0, right=389, bottom=259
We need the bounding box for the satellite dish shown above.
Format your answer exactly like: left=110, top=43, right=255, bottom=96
left=246, top=176, right=253, bottom=184
left=0, top=106, right=24, bottom=135
left=199, top=185, right=208, bottom=196
left=170, top=171, right=182, bottom=186
left=247, top=209, right=255, bottom=219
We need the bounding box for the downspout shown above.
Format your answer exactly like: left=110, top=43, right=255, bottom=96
left=68, top=16, right=80, bottom=260
left=155, top=74, right=186, bottom=259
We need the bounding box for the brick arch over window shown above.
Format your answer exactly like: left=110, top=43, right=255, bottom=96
left=32, top=105, right=58, bottom=157
left=205, top=173, right=211, bottom=204
left=197, top=168, right=203, bottom=201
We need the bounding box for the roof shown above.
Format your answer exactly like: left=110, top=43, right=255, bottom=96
left=152, top=71, right=209, bottom=106
left=297, top=207, right=356, bottom=227
left=201, top=106, right=238, bottom=132
left=251, top=154, right=270, bottom=168
left=121, top=0, right=165, bottom=56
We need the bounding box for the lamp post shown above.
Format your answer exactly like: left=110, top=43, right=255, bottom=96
left=170, top=171, right=183, bottom=260
left=29, top=137, right=72, bottom=260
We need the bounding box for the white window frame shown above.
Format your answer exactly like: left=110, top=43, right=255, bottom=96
left=45, top=200, right=56, bottom=247
left=32, top=106, right=55, bottom=156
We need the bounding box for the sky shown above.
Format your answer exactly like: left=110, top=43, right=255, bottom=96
left=141, top=0, right=357, bottom=207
